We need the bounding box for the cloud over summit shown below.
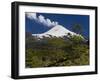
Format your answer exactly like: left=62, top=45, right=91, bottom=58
left=26, top=13, right=59, bottom=27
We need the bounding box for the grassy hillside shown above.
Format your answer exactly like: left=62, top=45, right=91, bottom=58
left=25, top=32, right=89, bottom=68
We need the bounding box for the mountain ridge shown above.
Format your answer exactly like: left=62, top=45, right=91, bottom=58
left=32, top=25, right=82, bottom=38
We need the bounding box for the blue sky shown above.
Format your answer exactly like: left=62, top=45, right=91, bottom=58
left=25, top=12, right=89, bottom=38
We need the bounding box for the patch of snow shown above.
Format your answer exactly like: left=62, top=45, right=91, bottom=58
left=32, top=25, right=80, bottom=38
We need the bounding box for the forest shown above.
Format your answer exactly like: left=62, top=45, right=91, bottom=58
left=25, top=32, right=89, bottom=68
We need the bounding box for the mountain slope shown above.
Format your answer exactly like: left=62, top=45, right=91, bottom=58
left=32, top=25, right=78, bottom=38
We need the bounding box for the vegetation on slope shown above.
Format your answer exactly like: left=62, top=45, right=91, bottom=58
left=25, top=32, right=89, bottom=68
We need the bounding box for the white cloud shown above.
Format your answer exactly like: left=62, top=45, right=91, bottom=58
left=46, top=18, right=52, bottom=27
left=26, top=13, right=37, bottom=20
left=38, top=15, right=46, bottom=24
left=55, top=22, right=58, bottom=26
left=26, top=13, right=59, bottom=27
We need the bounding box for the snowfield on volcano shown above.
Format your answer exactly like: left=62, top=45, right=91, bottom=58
left=32, top=25, right=79, bottom=38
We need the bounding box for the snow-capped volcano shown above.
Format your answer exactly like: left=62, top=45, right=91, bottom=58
left=32, top=25, right=78, bottom=38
